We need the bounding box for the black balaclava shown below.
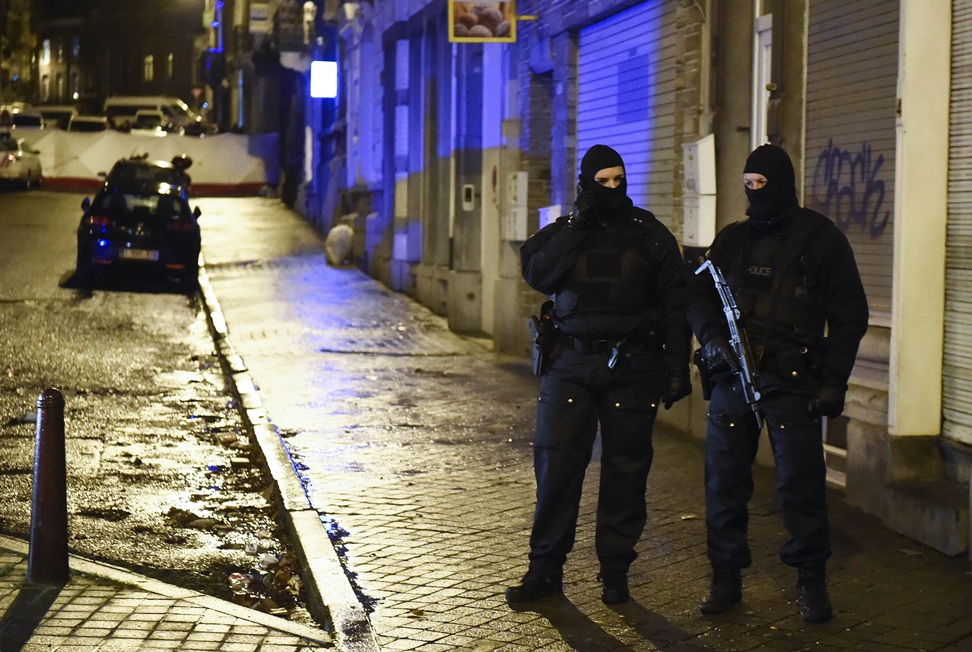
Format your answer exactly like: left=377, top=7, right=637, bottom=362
left=743, top=144, right=798, bottom=228
left=579, top=144, right=632, bottom=216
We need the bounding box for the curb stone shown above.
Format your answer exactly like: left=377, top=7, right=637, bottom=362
left=0, top=533, right=333, bottom=645
left=197, top=257, right=381, bottom=652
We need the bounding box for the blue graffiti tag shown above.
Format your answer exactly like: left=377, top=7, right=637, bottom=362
left=809, top=139, right=890, bottom=239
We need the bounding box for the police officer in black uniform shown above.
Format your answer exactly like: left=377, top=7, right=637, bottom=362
left=506, top=144, right=692, bottom=605
left=688, top=144, right=869, bottom=623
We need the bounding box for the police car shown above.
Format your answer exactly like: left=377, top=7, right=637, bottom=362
left=76, top=157, right=200, bottom=292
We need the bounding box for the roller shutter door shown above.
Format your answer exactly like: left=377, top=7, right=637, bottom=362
left=943, top=0, right=972, bottom=445
left=577, top=0, right=677, bottom=227
left=804, top=0, right=898, bottom=317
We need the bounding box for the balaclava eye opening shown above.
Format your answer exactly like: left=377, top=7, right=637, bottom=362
left=743, top=144, right=798, bottom=228
left=579, top=144, right=631, bottom=216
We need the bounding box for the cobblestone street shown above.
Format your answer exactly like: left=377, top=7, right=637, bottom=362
left=196, top=197, right=972, bottom=652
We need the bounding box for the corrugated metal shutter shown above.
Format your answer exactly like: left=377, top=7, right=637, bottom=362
left=577, top=0, right=676, bottom=227
left=943, top=0, right=972, bottom=445
left=804, top=0, right=898, bottom=317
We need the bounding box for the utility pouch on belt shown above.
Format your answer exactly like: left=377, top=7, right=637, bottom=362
left=693, top=348, right=714, bottom=401
left=529, top=300, right=556, bottom=377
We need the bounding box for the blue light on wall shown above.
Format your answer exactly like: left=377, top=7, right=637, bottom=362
left=310, top=61, right=338, bottom=99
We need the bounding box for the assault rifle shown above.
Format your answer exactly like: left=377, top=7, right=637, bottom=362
left=695, top=259, right=763, bottom=428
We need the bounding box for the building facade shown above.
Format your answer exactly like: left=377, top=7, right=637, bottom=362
left=34, top=14, right=82, bottom=107
left=298, top=0, right=970, bottom=559
left=32, top=0, right=207, bottom=115
left=0, top=0, right=36, bottom=103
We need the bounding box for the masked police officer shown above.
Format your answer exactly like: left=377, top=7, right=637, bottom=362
left=688, top=144, right=869, bottom=622
left=507, top=144, right=692, bottom=605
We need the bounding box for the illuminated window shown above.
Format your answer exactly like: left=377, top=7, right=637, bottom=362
left=41, top=40, right=51, bottom=65
left=144, top=55, right=154, bottom=82
left=41, top=74, right=50, bottom=101
left=310, top=61, right=338, bottom=98
left=167, top=53, right=174, bottom=79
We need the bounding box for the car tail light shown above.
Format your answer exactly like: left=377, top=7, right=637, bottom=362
left=167, top=220, right=195, bottom=232
left=84, top=215, right=113, bottom=228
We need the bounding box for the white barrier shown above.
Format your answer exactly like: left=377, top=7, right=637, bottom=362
left=14, top=129, right=280, bottom=195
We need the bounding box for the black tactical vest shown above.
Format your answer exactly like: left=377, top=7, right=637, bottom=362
left=719, top=213, right=828, bottom=349
left=546, top=209, right=671, bottom=343
left=554, top=218, right=658, bottom=317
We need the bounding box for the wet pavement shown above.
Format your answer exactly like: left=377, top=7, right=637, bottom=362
left=0, top=300, right=287, bottom=600
left=195, top=197, right=972, bottom=652
left=0, top=190, right=323, bottom=647
left=1, top=190, right=969, bottom=650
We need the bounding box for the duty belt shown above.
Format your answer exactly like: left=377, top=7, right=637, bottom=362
left=556, top=331, right=617, bottom=354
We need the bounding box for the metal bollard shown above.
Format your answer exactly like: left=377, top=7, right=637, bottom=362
left=27, top=388, right=69, bottom=585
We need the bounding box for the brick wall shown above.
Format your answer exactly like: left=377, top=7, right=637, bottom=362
left=515, top=10, right=554, bottom=233
left=671, top=0, right=708, bottom=244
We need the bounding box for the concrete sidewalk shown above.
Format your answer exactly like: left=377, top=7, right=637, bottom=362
left=195, top=197, right=972, bottom=652
left=0, top=534, right=332, bottom=650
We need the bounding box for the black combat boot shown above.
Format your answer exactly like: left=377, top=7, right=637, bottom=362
left=599, top=571, right=629, bottom=604
left=505, top=570, right=563, bottom=603
left=797, top=564, right=833, bottom=623
left=699, top=565, right=742, bottom=615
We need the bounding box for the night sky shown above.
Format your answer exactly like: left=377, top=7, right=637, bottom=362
left=39, top=0, right=106, bottom=19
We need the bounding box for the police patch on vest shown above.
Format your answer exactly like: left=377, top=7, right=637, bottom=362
left=742, top=264, right=775, bottom=292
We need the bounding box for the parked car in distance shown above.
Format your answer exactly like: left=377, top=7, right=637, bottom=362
left=66, top=115, right=109, bottom=132
left=0, top=136, right=42, bottom=189
left=103, top=95, right=209, bottom=134
left=0, top=102, right=27, bottom=128
left=38, top=105, right=78, bottom=130
left=76, top=158, right=201, bottom=291
left=11, top=110, right=45, bottom=131
left=130, top=110, right=170, bottom=136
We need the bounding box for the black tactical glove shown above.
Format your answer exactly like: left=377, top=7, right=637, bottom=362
left=662, top=368, right=692, bottom=409
left=809, top=384, right=846, bottom=418
left=567, top=189, right=599, bottom=229
left=701, top=333, right=740, bottom=376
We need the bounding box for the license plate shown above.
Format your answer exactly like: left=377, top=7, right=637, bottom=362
left=119, top=248, right=159, bottom=261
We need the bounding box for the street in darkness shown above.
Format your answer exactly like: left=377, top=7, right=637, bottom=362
left=1, top=189, right=971, bottom=650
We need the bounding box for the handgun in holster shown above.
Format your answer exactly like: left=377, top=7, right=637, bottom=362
left=529, top=300, right=556, bottom=377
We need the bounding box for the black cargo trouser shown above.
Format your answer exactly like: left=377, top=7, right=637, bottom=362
left=527, top=345, right=665, bottom=577
left=704, top=381, right=830, bottom=570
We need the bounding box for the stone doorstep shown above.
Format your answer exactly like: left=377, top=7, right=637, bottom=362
left=885, top=478, right=969, bottom=558
left=940, top=436, right=972, bottom=485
